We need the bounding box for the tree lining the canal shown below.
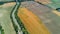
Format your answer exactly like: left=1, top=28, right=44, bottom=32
left=0, top=25, right=4, bottom=34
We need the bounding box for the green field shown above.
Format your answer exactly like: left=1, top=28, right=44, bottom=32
left=46, top=0, right=60, bottom=9
left=0, top=3, right=16, bottom=34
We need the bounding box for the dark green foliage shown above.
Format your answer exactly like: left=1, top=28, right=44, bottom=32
left=0, top=25, right=4, bottom=34
left=0, top=26, right=2, bottom=30
left=0, top=2, right=4, bottom=5
left=56, top=8, right=60, bottom=12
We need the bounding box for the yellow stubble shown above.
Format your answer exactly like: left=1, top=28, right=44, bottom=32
left=17, top=8, right=51, bottom=34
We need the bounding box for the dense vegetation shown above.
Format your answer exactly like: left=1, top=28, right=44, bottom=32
left=0, top=25, right=4, bottom=34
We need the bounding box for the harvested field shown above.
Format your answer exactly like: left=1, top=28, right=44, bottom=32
left=17, top=7, right=50, bottom=34
left=20, top=1, right=60, bottom=34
